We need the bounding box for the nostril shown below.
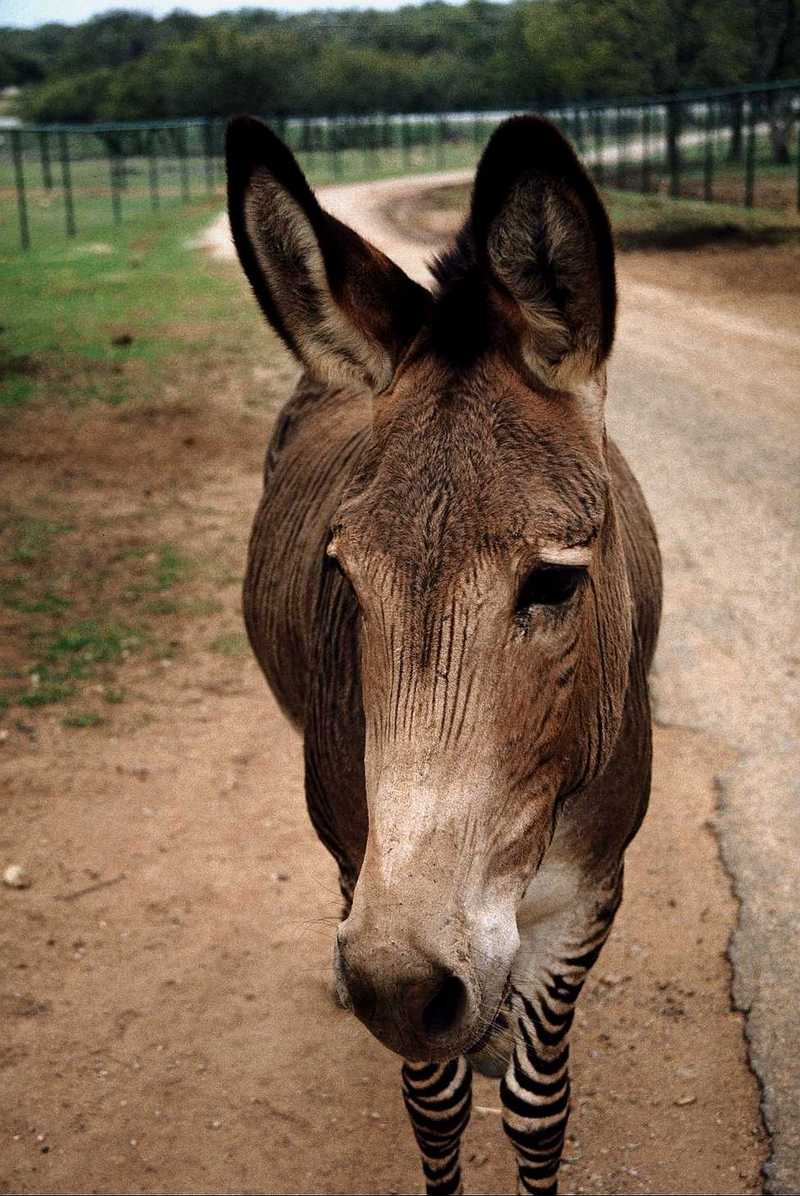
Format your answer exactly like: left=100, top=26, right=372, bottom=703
left=422, top=971, right=467, bottom=1039
left=336, top=938, right=376, bottom=1024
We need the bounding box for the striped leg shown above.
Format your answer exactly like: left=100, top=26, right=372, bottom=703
left=501, top=978, right=576, bottom=1195
left=402, top=1057, right=472, bottom=1196
left=502, top=924, right=615, bottom=1194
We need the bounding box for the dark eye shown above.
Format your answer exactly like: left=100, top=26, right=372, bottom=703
left=516, top=565, right=586, bottom=613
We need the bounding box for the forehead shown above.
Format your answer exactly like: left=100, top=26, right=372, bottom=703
left=336, top=356, right=607, bottom=573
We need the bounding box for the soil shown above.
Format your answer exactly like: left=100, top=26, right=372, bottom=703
left=2, top=174, right=788, bottom=1195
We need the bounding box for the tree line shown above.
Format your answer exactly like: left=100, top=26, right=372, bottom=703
left=2, top=0, right=798, bottom=125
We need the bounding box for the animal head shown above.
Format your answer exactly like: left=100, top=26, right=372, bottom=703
left=227, top=116, right=632, bottom=1062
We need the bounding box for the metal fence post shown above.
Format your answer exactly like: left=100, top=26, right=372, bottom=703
left=148, top=129, right=160, bottom=210
left=641, top=105, right=651, bottom=193
left=436, top=116, right=446, bottom=169
left=203, top=119, right=214, bottom=194
left=108, top=143, right=122, bottom=225
left=360, top=119, right=370, bottom=175
left=38, top=130, right=53, bottom=191
left=573, top=105, right=584, bottom=154
left=594, top=108, right=605, bottom=186
left=330, top=120, right=342, bottom=181
left=667, top=99, right=682, bottom=198
left=179, top=126, right=190, bottom=203
left=11, top=129, right=31, bottom=251
left=703, top=100, right=715, bottom=202
left=744, top=96, right=756, bottom=208
left=58, top=130, right=76, bottom=237
left=796, top=97, right=800, bottom=213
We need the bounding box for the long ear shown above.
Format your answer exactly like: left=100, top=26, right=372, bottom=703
left=226, top=116, right=431, bottom=390
left=454, top=115, right=616, bottom=388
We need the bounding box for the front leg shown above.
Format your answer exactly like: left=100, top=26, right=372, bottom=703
left=502, top=881, right=621, bottom=1194
left=501, top=976, right=576, bottom=1195
left=402, top=1057, right=472, bottom=1196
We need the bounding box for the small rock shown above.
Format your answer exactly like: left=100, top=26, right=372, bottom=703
left=3, top=864, right=31, bottom=889
left=674, top=1094, right=697, bottom=1107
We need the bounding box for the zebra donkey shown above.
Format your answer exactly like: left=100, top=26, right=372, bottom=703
left=225, top=112, right=662, bottom=1195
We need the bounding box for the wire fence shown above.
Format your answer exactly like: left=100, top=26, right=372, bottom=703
left=2, top=79, right=799, bottom=252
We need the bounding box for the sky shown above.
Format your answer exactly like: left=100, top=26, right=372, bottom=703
left=1, top=0, right=434, bottom=27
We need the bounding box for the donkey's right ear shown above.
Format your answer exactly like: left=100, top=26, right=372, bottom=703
left=226, top=116, right=431, bottom=390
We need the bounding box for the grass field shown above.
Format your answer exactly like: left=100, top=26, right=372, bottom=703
left=0, top=196, right=262, bottom=410
left=0, top=196, right=291, bottom=720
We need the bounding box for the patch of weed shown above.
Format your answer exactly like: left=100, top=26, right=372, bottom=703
left=0, top=376, right=36, bottom=409
left=154, top=545, right=190, bottom=591
left=0, top=583, right=73, bottom=615
left=11, top=621, right=144, bottom=708
left=102, top=688, right=126, bottom=704
left=151, top=637, right=183, bottom=660
left=182, top=597, right=224, bottom=616
left=62, top=711, right=106, bottom=729
left=210, top=631, right=249, bottom=657
left=43, top=621, right=142, bottom=669
left=142, top=597, right=180, bottom=615
left=19, top=677, right=76, bottom=707
left=8, top=516, right=74, bottom=564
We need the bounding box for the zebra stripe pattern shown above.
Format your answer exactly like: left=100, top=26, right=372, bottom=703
left=501, top=924, right=615, bottom=1194
left=402, top=1057, right=472, bottom=1196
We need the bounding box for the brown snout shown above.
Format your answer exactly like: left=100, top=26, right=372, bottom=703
left=335, top=922, right=481, bottom=1060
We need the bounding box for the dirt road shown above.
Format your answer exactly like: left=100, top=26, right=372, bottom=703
left=4, top=170, right=797, bottom=1195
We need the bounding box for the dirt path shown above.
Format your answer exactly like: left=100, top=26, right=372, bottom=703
left=4, top=171, right=793, bottom=1196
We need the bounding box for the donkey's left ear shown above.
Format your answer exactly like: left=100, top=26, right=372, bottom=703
left=226, top=116, right=431, bottom=390
left=470, top=115, right=616, bottom=388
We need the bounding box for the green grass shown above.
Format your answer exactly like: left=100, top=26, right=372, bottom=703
left=12, top=619, right=144, bottom=709
left=9, top=516, right=75, bottom=562
left=209, top=630, right=249, bottom=656
left=0, top=194, right=265, bottom=414
left=62, top=711, right=106, bottom=728
left=0, top=189, right=274, bottom=720
left=602, top=188, right=800, bottom=249
left=153, top=545, right=190, bottom=591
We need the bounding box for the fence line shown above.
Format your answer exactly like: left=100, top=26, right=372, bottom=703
left=2, top=79, right=799, bottom=251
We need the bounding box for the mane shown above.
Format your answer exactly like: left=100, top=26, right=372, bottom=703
left=426, top=223, right=496, bottom=367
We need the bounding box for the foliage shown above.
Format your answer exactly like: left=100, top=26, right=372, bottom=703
left=6, top=1, right=798, bottom=124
